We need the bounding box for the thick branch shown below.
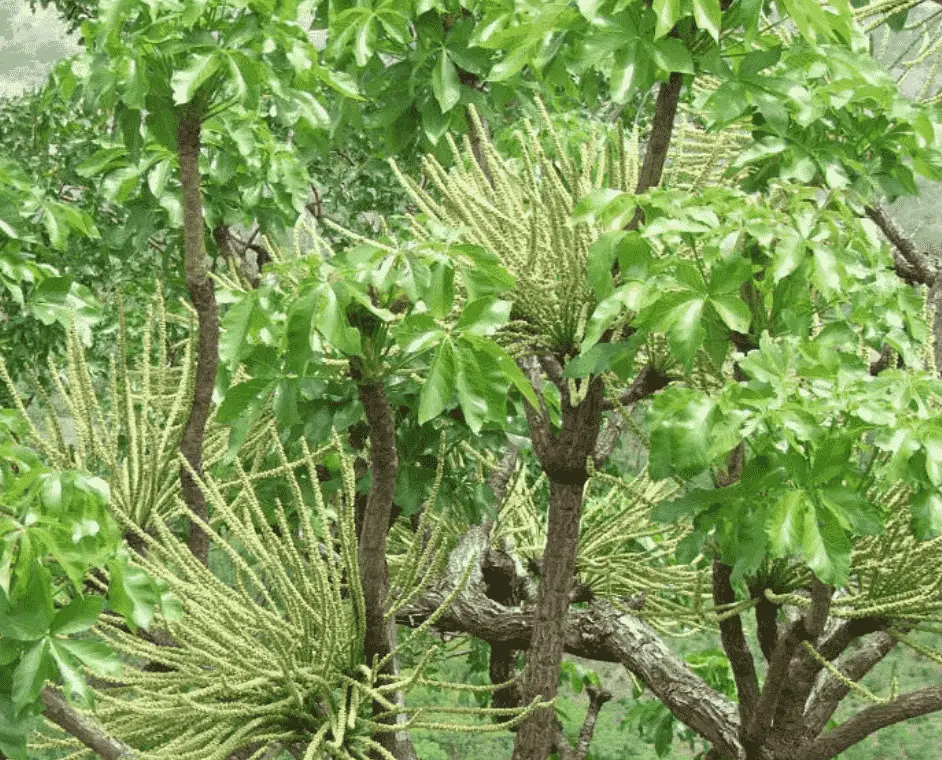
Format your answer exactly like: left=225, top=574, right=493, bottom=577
left=177, top=106, right=220, bottom=566
left=803, top=632, right=897, bottom=737
left=865, top=204, right=936, bottom=286
left=772, top=616, right=885, bottom=740
left=635, top=72, right=684, bottom=196
left=600, top=365, right=672, bottom=412
left=356, top=378, right=416, bottom=760
left=42, top=688, right=135, bottom=759
left=713, top=560, right=760, bottom=724
left=513, top=379, right=605, bottom=760
left=398, top=531, right=745, bottom=760
left=804, top=684, right=942, bottom=760
left=743, top=580, right=831, bottom=756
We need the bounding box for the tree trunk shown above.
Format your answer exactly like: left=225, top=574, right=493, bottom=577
left=356, top=379, right=418, bottom=760
left=512, top=378, right=604, bottom=760
left=176, top=107, right=219, bottom=566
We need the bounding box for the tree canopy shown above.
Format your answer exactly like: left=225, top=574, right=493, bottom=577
left=2, top=1, right=942, bottom=759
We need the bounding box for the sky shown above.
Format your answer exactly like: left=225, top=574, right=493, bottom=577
left=0, top=0, right=78, bottom=99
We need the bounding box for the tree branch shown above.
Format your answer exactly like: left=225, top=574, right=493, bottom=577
left=398, top=530, right=746, bottom=760
left=176, top=105, right=220, bottom=566
left=803, top=631, right=898, bottom=737
left=804, top=684, right=942, bottom=760
left=865, top=204, right=936, bottom=286
left=743, top=579, right=831, bottom=757
left=635, top=72, right=685, bottom=196
left=600, top=365, right=672, bottom=412
left=772, top=616, right=886, bottom=739
left=713, top=560, right=760, bottom=725
left=574, top=685, right=613, bottom=760
left=42, top=688, right=135, bottom=759
left=553, top=685, right=614, bottom=760
left=355, top=376, right=417, bottom=760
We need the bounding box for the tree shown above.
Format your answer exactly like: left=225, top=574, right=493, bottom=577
left=4, top=0, right=942, bottom=759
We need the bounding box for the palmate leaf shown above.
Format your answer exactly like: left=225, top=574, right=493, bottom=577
left=418, top=338, right=456, bottom=425
left=171, top=51, right=222, bottom=105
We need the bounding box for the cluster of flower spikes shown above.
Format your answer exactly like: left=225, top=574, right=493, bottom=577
left=662, top=85, right=753, bottom=194
left=0, top=292, right=258, bottom=534
left=857, top=0, right=942, bottom=102
left=34, top=431, right=540, bottom=760
left=744, top=480, right=942, bottom=705
left=389, top=100, right=638, bottom=355
left=451, top=441, right=708, bottom=635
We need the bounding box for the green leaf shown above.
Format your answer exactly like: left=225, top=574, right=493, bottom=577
left=768, top=490, right=804, bottom=556
left=654, top=712, right=675, bottom=757
left=418, top=339, right=456, bottom=425
left=487, top=44, right=532, bottom=82
left=693, top=0, right=722, bottom=40
left=803, top=503, right=851, bottom=585
left=57, top=639, right=123, bottom=677
left=653, top=38, right=695, bottom=74
left=171, top=52, right=221, bottom=105
left=587, top=232, right=622, bottom=299
left=284, top=289, right=318, bottom=376
left=219, top=295, right=257, bottom=374
left=0, top=564, right=54, bottom=641
left=108, top=560, right=159, bottom=631
left=665, top=297, right=706, bottom=369
left=41, top=207, right=67, bottom=251
left=710, top=296, right=751, bottom=334
left=426, top=261, right=455, bottom=318
left=48, top=640, right=88, bottom=704
left=216, top=378, right=275, bottom=425
left=432, top=50, right=462, bottom=113
left=74, top=147, right=127, bottom=179
left=773, top=234, right=805, bottom=282
left=354, top=17, right=376, bottom=66
left=0, top=693, right=33, bottom=760
left=456, top=297, right=511, bottom=336
left=12, top=640, right=51, bottom=708
left=924, top=432, right=942, bottom=486
left=653, top=0, right=682, bottom=38
left=316, top=285, right=362, bottom=356
left=912, top=490, right=942, bottom=538
left=462, top=334, right=540, bottom=410
left=50, top=596, right=104, bottom=636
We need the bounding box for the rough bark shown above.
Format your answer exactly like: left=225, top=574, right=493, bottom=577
left=713, top=560, right=760, bottom=725
left=512, top=378, right=605, bottom=760
left=635, top=72, right=684, bottom=196
left=865, top=204, right=935, bottom=286
left=176, top=107, right=219, bottom=566
left=399, top=529, right=746, bottom=760
left=803, top=684, right=942, bottom=760
left=42, top=688, right=135, bottom=759
left=355, top=378, right=417, bottom=760
left=803, top=631, right=897, bottom=736
left=771, top=616, right=886, bottom=740
left=742, top=580, right=831, bottom=758
left=600, top=365, right=672, bottom=411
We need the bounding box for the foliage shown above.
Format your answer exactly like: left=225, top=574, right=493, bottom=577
left=7, top=0, right=942, bottom=759
left=0, top=384, right=175, bottom=759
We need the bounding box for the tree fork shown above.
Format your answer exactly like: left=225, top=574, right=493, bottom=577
left=512, top=377, right=605, bottom=760
left=176, top=106, right=219, bottom=565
